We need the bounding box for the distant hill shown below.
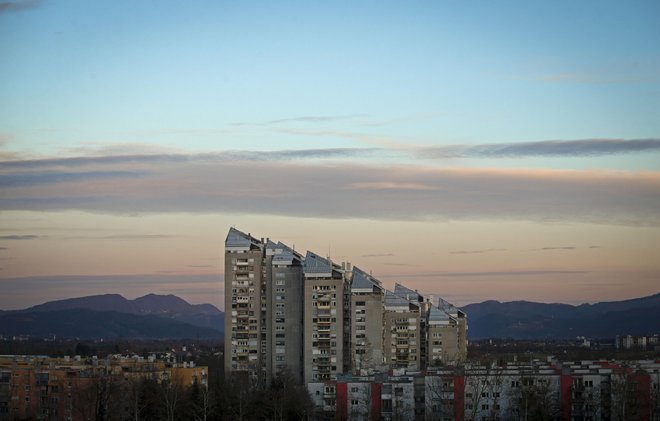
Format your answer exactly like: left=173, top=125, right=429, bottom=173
left=0, top=294, right=224, bottom=340
left=26, top=293, right=223, bottom=331
left=0, top=309, right=222, bottom=340
left=461, top=293, right=660, bottom=339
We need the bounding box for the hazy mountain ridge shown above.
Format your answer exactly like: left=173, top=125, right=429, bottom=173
left=0, top=294, right=224, bottom=340
left=462, top=293, right=660, bottom=339
left=0, top=309, right=222, bottom=340
left=28, top=293, right=221, bottom=315
left=24, top=293, right=223, bottom=331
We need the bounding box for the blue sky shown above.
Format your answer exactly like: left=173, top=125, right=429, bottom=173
left=1, top=0, right=659, bottom=309
left=2, top=1, right=659, bottom=158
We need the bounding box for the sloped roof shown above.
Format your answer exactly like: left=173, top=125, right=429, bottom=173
left=428, top=306, right=454, bottom=325
left=436, top=296, right=465, bottom=317
left=351, top=266, right=383, bottom=292
left=384, top=290, right=418, bottom=311
left=225, top=227, right=252, bottom=248
left=394, top=283, right=422, bottom=302
left=303, top=251, right=332, bottom=276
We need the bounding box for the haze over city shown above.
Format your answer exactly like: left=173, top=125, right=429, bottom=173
left=1, top=0, right=659, bottom=310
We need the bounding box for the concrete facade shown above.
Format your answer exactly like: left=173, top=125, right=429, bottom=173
left=383, top=294, right=422, bottom=371
left=303, top=251, right=347, bottom=383
left=350, top=267, right=385, bottom=374
left=224, top=228, right=267, bottom=383
left=224, top=228, right=468, bottom=386
left=266, top=240, right=304, bottom=384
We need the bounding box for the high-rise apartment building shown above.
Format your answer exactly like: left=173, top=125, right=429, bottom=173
left=435, top=296, right=468, bottom=363
left=302, top=251, right=349, bottom=383
left=224, top=228, right=467, bottom=385
left=224, top=228, right=266, bottom=383
left=265, top=240, right=304, bottom=384
left=383, top=290, right=422, bottom=370
left=350, top=267, right=385, bottom=374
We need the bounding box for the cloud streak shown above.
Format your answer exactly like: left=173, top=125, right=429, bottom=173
left=0, top=235, right=41, bottom=240
left=267, top=114, right=368, bottom=124
left=450, top=249, right=507, bottom=255
left=2, top=154, right=659, bottom=225
left=420, top=138, right=660, bottom=158
left=380, top=270, right=589, bottom=278
left=0, top=170, right=145, bottom=187
left=1, top=138, right=659, bottom=170
left=0, top=0, right=40, bottom=13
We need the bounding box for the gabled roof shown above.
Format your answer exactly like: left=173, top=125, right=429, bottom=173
left=351, top=266, right=383, bottom=292
left=303, top=251, right=332, bottom=277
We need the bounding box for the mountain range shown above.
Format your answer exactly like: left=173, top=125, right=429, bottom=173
left=1, top=292, right=658, bottom=341
left=0, top=294, right=224, bottom=340
left=461, top=292, right=660, bottom=339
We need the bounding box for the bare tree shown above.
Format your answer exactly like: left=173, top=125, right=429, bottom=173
left=348, top=384, right=370, bottom=421
left=570, top=377, right=602, bottom=421
left=506, top=374, right=559, bottom=421
left=71, top=372, right=101, bottom=421
left=650, top=371, right=660, bottom=421
left=609, top=368, right=650, bottom=421
left=425, top=373, right=456, bottom=421
left=160, top=371, right=184, bottom=421
left=192, top=381, right=213, bottom=421
left=464, top=364, right=505, bottom=421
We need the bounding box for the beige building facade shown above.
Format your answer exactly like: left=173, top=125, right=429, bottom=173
left=224, top=228, right=467, bottom=386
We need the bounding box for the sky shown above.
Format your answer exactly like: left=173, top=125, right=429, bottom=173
left=1, top=0, right=659, bottom=310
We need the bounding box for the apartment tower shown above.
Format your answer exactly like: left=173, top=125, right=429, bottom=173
left=224, top=228, right=266, bottom=383
left=350, top=266, right=385, bottom=374
left=303, top=251, right=348, bottom=383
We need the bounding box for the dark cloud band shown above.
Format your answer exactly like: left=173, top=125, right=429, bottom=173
left=1, top=156, right=659, bottom=226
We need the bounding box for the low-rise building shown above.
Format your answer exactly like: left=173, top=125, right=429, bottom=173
left=308, top=359, right=660, bottom=421
left=0, top=354, right=207, bottom=421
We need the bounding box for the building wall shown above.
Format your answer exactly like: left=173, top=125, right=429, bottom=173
left=224, top=245, right=265, bottom=382
left=351, top=291, right=384, bottom=374
left=269, top=260, right=304, bottom=384
left=304, top=276, right=345, bottom=383
left=383, top=310, right=421, bottom=371
left=456, top=314, right=468, bottom=362
left=427, top=321, right=461, bottom=366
